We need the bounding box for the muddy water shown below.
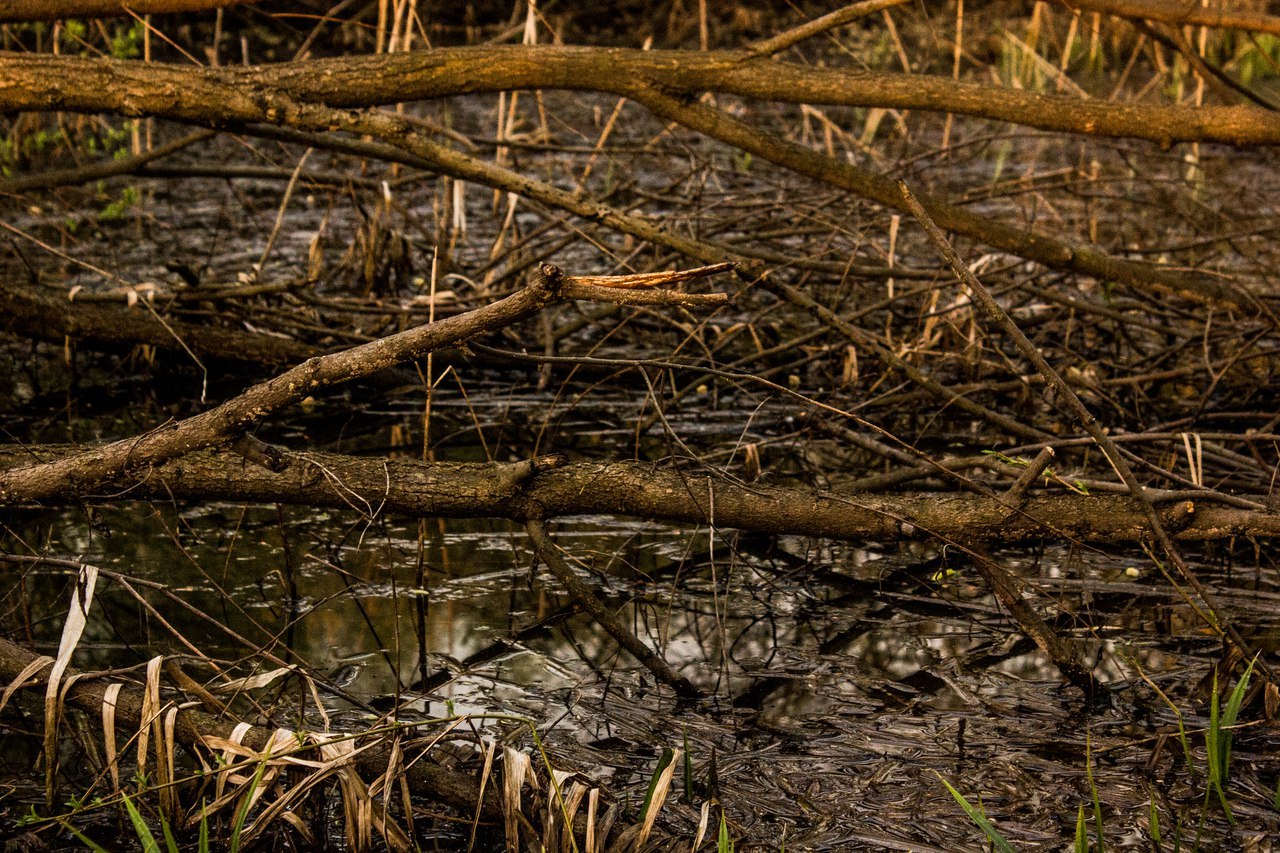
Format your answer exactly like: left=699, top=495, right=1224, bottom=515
left=9, top=391, right=1280, bottom=850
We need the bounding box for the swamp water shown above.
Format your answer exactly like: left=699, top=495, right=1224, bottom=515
left=7, top=386, right=1280, bottom=851
left=5, top=92, right=1280, bottom=849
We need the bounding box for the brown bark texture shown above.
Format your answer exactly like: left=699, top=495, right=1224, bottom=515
left=1, top=446, right=1268, bottom=545
left=0, top=0, right=253, bottom=23
left=0, top=278, right=318, bottom=366
left=1066, top=0, right=1280, bottom=36
left=2, top=46, right=1278, bottom=147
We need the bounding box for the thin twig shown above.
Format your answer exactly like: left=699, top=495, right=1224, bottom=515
left=748, top=0, right=911, bottom=57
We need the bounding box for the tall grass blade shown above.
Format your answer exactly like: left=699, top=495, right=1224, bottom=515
left=1206, top=655, right=1255, bottom=823
left=1132, top=653, right=1196, bottom=774
left=159, top=808, right=179, bottom=853
left=717, top=809, right=733, bottom=853
left=682, top=729, right=694, bottom=804
left=691, top=800, right=711, bottom=851
left=1148, top=793, right=1161, bottom=845
left=122, top=793, right=161, bottom=853
left=198, top=804, right=210, bottom=853
left=636, top=747, right=679, bottom=848
left=44, top=563, right=99, bottom=807
left=1086, top=731, right=1104, bottom=851
left=501, top=746, right=530, bottom=851
left=229, top=757, right=269, bottom=853
left=1220, top=656, right=1256, bottom=781
left=56, top=819, right=113, bottom=853
left=934, top=772, right=1016, bottom=853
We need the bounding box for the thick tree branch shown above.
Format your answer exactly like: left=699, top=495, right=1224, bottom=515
left=1, top=446, right=1273, bottom=544
left=0, top=278, right=318, bottom=366
left=0, top=269, right=563, bottom=504
left=2, top=47, right=1280, bottom=147
left=0, top=0, right=253, bottom=22
left=1066, top=0, right=1280, bottom=36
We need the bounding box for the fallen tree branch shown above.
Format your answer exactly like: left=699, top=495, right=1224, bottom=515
left=2, top=446, right=1274, bottom=543
left=3, top=47, right=1274, bottom=147
left=526, top=519, right=702, bottom=698
left=0, top=262, right=729, bottom=504
left=0, top=268, right=565, bottom=504
left=0, top=0, right=253, bottom=22
left=0, top=278, right=318, bottom=366
left=0, top=129, right=215, bottom=195
left=1065, top=0, right=1280, bottom=37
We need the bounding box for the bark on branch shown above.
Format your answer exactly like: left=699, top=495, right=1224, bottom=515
left=0, top=0, right=253, bottom=23
left=0, top=270, right=562, bottom=504
left=0, top=263, right=728, bottom=504
left=2, top=47, right=1278, bottom=147
left=0, top=278, right=318, bottom=366
left=1066, top=0, right=1280, bottom=36
left=2, top=445, right=1274, bottom=544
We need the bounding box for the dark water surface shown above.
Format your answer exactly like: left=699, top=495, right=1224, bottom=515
left=9, top=394, right=1280, bottom=850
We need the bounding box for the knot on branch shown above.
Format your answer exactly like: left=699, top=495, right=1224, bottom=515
left=492, top=453, right=567, bottom=497
left=533, top=263, right=566, bottom=300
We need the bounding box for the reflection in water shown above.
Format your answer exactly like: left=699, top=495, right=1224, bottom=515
left=7, top=496, right=1280, bottom=848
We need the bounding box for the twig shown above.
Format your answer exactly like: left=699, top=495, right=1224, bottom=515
left=563, top=261, right=734, bottom=290
left=747, top=0, right=911, bottom=57
left=560, top=283, right=729, bottom=308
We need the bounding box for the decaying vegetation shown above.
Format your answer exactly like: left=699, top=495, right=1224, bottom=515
left=4, top=0, right=1280, bottom=849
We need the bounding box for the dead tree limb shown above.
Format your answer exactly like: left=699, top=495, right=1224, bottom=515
left=0, top=263, right=728, bottom=504
left=963, top=545, right=1100, bottom=698
left=2, top=46, right=1272, bottom=147
left=1065, top=0, right=1280, bottom=36
left=0, top=129, right=214, bottom=195
left=0, top=278, right=319, bottom=366
left=2, top=446, right=1274, bottom=544
left=0, top=269, right=565, bottom=504
left=0, top=0, right=253, bottom=22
